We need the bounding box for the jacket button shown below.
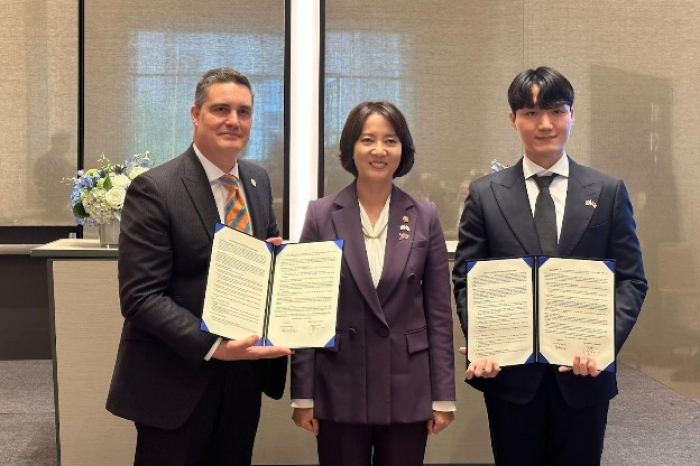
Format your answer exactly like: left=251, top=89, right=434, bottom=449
left=348, top=327, right=357, bottom=339
left=377, top=327, right=389, bottom=337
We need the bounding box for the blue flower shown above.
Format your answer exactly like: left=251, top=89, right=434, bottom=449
left=61, top=151, right=154, bottom=225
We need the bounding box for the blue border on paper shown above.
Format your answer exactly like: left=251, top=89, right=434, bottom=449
left=324, top=335, right=336, bottom=349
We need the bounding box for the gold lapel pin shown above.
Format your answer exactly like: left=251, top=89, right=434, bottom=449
left=399, top=215, right=411, bottom=236
left=251, top=178, right=257, bottom=187
left=585, top=199, right=597, bottom=209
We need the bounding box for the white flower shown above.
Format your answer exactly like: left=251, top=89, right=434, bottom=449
left=110, top=173, right=130, bottom=188
left=128, top=166, right=149, bottom=179
left=63, top=151, right=153, bottom=225
left=104, top=186, right=127, bottom=209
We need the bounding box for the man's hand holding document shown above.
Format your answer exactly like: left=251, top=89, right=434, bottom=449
left=201, top=224, right=343, bottom=349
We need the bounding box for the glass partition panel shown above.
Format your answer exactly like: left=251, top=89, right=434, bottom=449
left=325, top=0, right=700, bottom=402
left=84, top=0, right=286, bottom=232
left=0, top=1, right=78, bottom=226
left=324, top=1, right=525, bottom=241
left=521, top=1, right=700, bottom=399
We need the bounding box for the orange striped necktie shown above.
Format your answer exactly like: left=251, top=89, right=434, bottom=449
left=220, top=174, right=252, bottom=235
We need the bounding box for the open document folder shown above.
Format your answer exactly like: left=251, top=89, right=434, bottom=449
left=201, top=223, right=343, bottom=349
left=465, top=256, right=616, bottom=372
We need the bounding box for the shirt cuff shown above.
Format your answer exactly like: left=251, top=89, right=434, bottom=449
left=204, top=337, right=223, bottom=361
left=291, top=398, right=314, bottom=408
left=432, top=401, right=457, bottom=412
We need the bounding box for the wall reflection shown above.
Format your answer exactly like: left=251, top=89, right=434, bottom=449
left=591, top=66, right=698, bottom=398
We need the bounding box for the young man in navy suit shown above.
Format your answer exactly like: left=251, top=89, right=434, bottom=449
left=453, top=66, right=647, bottom=466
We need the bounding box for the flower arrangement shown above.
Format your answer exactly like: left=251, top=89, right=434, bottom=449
left=63, top=151, right=153, bottom=225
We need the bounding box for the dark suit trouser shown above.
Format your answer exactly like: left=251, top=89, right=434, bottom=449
left=484, top=368, right=609, bottom=466
left=316, top=420, right=427, bottom=466
left=134, top=361, right=262, bottom=466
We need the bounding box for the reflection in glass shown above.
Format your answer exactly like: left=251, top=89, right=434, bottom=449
left=1, top=1, right=77, bottom=226
left=324, top=31, right=409, bottom=197
left=591, top=65, right=698, bottom=399
left=84, top=0, right=286, bottom=233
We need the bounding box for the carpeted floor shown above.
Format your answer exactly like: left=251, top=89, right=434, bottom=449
left=0, top=360, right=698, bottom=466
left=0, top=360, right=56, bottom=466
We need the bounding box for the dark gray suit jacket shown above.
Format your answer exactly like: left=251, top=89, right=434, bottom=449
left=106, top=146, right=287, bottom=429
left=452, top=157, right=647, bottom=408
left=291, top=183, right=455, bottom=424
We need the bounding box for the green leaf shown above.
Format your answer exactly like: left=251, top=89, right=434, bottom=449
left=73, top=203, right=88, bottom=219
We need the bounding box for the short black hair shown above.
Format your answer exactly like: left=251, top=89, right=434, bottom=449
left=508, top=66, right=574, bottom=112
left=338, top=101, right=415, bottom=178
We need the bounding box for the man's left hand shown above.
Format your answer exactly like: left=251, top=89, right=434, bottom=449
left=266, top=237, right=283, bottom=246
left=558, top=355, right=601, bottom=377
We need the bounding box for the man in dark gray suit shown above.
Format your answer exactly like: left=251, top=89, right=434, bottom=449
left=453, top=66, right=647, bottom=466
left=106, top=67, right=290, bottom=466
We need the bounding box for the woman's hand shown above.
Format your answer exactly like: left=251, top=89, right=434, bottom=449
left=427, top=410, right=454, bottom=435
left=292, top=408, right=319, bottom=436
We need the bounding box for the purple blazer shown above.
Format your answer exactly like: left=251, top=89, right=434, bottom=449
left=291, top=183, right=455, bottom=424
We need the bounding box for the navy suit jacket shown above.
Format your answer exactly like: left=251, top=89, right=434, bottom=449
left=452, top=157, right=647, bottom=408
left=106, top=146, right=287, bottom=429
left=291, top=183, right=455, bottom=424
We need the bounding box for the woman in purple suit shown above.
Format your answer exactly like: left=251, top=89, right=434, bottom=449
left=291, top=101, right=456, bottom=466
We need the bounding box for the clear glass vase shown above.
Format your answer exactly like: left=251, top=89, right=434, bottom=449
left=98, top=219, right=120, bottom=248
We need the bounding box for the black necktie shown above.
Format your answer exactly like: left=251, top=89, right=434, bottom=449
left=533, top=174, right=558, bottom=256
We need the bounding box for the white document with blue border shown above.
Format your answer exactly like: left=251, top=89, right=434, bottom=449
left=466, top=256, right=616, bottom=372
left=201, top=223, right=343, bottom=349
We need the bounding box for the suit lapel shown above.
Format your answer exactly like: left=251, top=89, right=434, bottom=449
left=491, top=160, right=542, bottom=255
left=237, top=162, right=266, bottom=240
left=332, top=184, right=387, bottom=326
left=558, top=158, right=603, bottom=256
left=181, top=148, right=220, bottom=242
left=376, top=186, right=413, bottom=305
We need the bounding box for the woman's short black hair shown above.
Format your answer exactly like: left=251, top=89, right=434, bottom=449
left=508, top=66, right=574, bottom=112
left=338, top=101, right=415, bottom=178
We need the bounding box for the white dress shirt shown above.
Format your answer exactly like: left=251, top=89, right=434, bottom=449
left=522, top=153, right=570, bottom=241
left=193, top=144, right=252, bottom=361
left=192, top=144, right=252, bottom=233
left=359, top=196, right=391, bottom=287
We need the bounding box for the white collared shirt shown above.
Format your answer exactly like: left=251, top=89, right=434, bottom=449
left=359, top=196, right=391, bottom=287
left=192, top=144, right=252, bottom=233
left=193, top=144, right=252, bottom=361
left=522, top=153, right=570, bottom=242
